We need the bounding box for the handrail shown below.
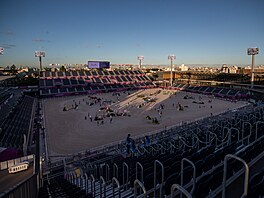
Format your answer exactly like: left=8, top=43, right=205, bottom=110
left=228, top=127, right=240, bottom=144
left=208, top=132, right=218, bottom=146
left=73, top=172, right=77, bottom=185
left=123, top=162, right=129, bottom=190
left=84, top=173, right=88, bottom=194
left=134, top=179, right=147, bottom=198
left=179, top=137, right=196, bottom=149
left=222, top=127, right=230, bottom=147
left=112, top=177, right=121, bottom=198
left=136, top=162, right=144, bottom=182
left=94, top=164, right=98, bottom=178
left=154, top=160, right=164, bottom=198
left=113, top=163, right=119, bottom=178
left=181, top=158, right=196, bottom=196
left=222, top=154, right=249, bottom=198
left=79, top=169, right=83, bottom=188
left=142, top=146, right=151, bottom=154
left=171, top=184, right=192, bottom=198
left=90, top=174, right=95, bottom=196
left=249, top=114, right=257, bottom=123
left=99, top=176, right=106, bottom=198
left=157, top=143, right=166, bottom=154
left=106, top=163, right=110, bottom=181
left=193, top=133, right=213, bottom=147
left=255, top=121, right=264, bottom=141
left=242, top=122, right=252, bottom=145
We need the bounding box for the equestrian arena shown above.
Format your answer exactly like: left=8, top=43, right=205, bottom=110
left=42, top=88, right=247, bottom=157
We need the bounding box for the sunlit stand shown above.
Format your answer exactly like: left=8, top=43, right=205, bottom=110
left=168, top=54, right=176, bottom=87
left=247, top=47, right=259, bottom=89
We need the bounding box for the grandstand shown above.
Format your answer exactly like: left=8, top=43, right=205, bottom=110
left=1, top=69, right=264, bottom=198
left=38, top=104, right=264, bottom=198
left=170, top=83, right=250, bottom=100
left=39, top=70, right=155, bottom=97
left=0, top=87, right=36, bottom=161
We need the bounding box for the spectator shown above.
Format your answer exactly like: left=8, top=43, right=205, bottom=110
left=126, top=134, right=132, bottom=155
left=130, top=140, right=138, bottom=154
left=145, top=136, right=150, bottom=146
left=140, top=139, right=146, bottom=148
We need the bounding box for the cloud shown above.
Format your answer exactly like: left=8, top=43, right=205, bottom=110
left=0, top=30, right=14, bottom=36
left=96, top=44, right=103, bottom=48
left=32, top=38, right=51, bottom=43
left=1, top=44, right=17, bottom=49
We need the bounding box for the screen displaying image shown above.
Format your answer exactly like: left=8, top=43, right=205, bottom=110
left=88, top=61, right=110, bottom=69
left=88, top=61, right=100, bottom=68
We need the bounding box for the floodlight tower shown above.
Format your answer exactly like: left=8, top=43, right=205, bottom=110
left=35, top=51, right=46, bottom=72
left=247, top=48, right=259, bottom=88
left=137, top=56, right=144, bottom=69
left=168, top=54, right=176, bottom=87
left=0, top=47, right=4, bottom=55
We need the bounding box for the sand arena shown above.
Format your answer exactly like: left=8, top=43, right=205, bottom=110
left=43, top=88, right=247, bottom=156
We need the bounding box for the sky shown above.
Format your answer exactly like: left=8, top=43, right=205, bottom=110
left=0, top=0, right=264, bottom=67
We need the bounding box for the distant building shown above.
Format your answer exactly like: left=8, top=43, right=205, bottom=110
left=221, top=64, right=229, bottom=73
left=179, top=64, right=188, bottom=71
left=221, top=64, right=238, bottom=74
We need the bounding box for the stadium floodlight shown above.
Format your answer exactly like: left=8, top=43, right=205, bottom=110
left=35, top=51, right=45, bottom=72
left=168, top=55, right=176, bottom=87
left=247, top=48, right=259, bottom=88
left=137, top=56, right=144, bottom=69
left=0, top=47, right=4, bottom=55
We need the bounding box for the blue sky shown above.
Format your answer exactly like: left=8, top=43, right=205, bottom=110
left=0, top=0, right=264, bottom=67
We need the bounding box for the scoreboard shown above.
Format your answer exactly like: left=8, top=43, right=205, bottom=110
left=88, top=61, right=110, bottom=69
left=35, top=51, right=46, bottom=57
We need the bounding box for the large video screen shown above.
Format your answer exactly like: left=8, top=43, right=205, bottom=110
left=88, top=61, right=110, bottom=69
left=247, top=48, right=259, bottom=55
left=35, top=51, right=45, bottom=57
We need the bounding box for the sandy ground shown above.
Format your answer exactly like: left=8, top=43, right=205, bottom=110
left=43, top=88, right=248, bottom=156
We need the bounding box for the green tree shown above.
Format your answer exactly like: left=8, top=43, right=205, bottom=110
left=60, top=65, right=66, bottom=72
left=10, top=64, right=17, bottom=75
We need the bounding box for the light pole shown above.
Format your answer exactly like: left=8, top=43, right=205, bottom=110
left=247, top=48, right=259, bottom=88
left=168, top=54, right=176, bottom=87
left=137, top=56, right=144, bottom=69
left=35, top=51, right=46, bottom=72
left=0, top=47, right=4, bottom=55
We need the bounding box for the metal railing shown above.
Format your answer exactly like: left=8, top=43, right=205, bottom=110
left=154, top=160, right=164, bottom=198
left=122, top=162, right=129, bottom=190
left=134, top=179, right=147, bottom=198
left=222, top=154, right=249, bottom=198
left=99, top=176, right=106, bottom=198
left=112, top=177, right=121, bottom=198
left=181, top=158, right=196, bottom=196
left=171, top=184, right=192, bottom=198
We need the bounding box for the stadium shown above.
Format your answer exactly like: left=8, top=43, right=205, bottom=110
left=1, top=62, right=264, bottom=198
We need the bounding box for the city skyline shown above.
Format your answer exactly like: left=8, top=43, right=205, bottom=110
left=0, top=0, right=264, bottom=67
